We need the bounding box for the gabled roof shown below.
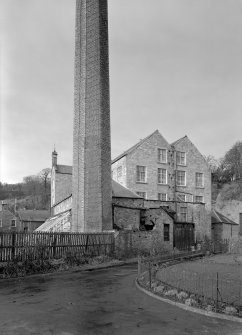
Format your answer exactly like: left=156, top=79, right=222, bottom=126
left=112, top=180, right=142, bottom=199
left=0, top=209, right=16, bottom=220
left=17, top=210, right=50, bottom=222
left=112, top=130, right=168, bottom=164
left=56, top=165, right=72, bottom=175
left=212, top=209, right=238, bottom=225
left=171, top=135, right=188, bottom=146
left=171, top=135, right=210, bottom=168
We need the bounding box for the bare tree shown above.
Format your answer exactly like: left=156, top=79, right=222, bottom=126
left=223, top=142, right=242, bottom=181
left=38, top=168, right=51, bottom=195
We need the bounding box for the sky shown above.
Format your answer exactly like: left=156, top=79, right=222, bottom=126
left=1, top=0, right=242, bottom=184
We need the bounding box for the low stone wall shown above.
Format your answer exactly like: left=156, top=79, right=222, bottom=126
left=114, top=230, right=173, bottom=257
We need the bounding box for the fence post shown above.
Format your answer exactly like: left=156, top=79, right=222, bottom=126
left=149, top=260, right=152, bottom=289
left=138, top=256, right=141, bottom=276
left=11, top=232, right=16, bottom=261
left=216, top=272, right=219, bottom=312
left=53, top=235, right=57, bottom=258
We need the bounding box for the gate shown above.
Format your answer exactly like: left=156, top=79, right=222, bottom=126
left=173, top=223, right=195, bottom=251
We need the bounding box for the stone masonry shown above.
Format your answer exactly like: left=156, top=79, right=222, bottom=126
left=72, top=0, right=112, bottom=232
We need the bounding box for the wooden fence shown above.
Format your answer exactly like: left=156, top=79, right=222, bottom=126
left=0, top=232, right=115, bottom=262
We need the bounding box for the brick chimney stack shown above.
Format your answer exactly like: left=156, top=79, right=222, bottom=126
left=72, top=0, right=112, bottom=232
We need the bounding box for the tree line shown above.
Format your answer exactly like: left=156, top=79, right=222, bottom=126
left=206, top=141, right=242, bottom=201
left=0, top=168, right=51, bottom=210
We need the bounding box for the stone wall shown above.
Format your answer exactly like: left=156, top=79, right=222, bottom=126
left=172, top=136, right=211, bottom=214
left=55, top=172, right=72, bottom=206
left=112, top=156, right=127, bottom=187
left=114, top=230, right=173, bottom=256
left=144, top=199, right=210, bottom=240
left=126, top=131, right=172, bottom=201
left=113, top=206, right=140, bottom=231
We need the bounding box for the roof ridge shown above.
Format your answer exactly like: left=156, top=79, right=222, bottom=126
left=112, top=130, right=164, bottom=163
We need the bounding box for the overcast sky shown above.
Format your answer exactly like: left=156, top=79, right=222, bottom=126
left=1, top=0, right=242, bottom=184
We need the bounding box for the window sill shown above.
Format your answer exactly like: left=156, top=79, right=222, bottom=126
left=157, top=183, right=168, bottom=186
left=157, top=161, right=167, bottom=164
left=196, top=186, right=205, bottom=189
left=136, top=181, right=147, bottom=184
left=177, top=164, right=187, bottom=167
left=176, top=185, right=186, bottom=187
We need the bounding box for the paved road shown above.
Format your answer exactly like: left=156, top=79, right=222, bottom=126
left=0, top=264, right=241, bottom=335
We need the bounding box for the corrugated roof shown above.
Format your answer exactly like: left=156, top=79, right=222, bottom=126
left=212, top=209, right=238, bottom=225
left=18, top=210, right=50, bottom=222
left=112, top=130, right=162, bottom=164
left=112, top=180, right=142, bottom=199
left=56, top=165, right=72, bottom=174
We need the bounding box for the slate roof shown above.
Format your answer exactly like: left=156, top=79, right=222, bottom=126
left=212, top=209, right=238, bottom=225
left=112, top=130, right=166, bottom=164
left=17, top=210, right=50, bottom=222
left=56, top=165, right=72, bottom=175
left=112, top=180, right=142, bottom=199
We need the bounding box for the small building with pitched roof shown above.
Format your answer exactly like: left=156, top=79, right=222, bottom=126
left=212, top=209, right=239, bottom=240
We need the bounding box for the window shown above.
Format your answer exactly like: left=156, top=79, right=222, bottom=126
left=180, top=207, right=187, bottom=222
left=0, top=220, right=2, bottom=227
left=158, top=168, right=167, bottom=184
left=196, top=173, right=204, bottom=188
left=164, top=224, right=170, bottom=241
left=136, top=192, right=146, bottom=199
left=177, top=151, right=186, bottom=165
left=177, top=194, right=186, bottom=202
left=194, top=196, right=204, bottom=203
left=11, top=219, right=16, bottom=227
left=24, top=227, right=28, bottom=232
left=136, top=166, right=147, bottom=183
left=117, top=166, right=122, bottom=181
left=176, top=170, right=186, bottom=186
left=158, top=193, right=167, bottom=201
left=158, top=148, right=167, bottom=163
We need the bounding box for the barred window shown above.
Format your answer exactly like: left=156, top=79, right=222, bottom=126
left=164, top=224, right=170, bottom=241
left=177, top=151, right=186, bottom=165
left=176, top=170, right=186, bottom=186
left=180, top=207, right=187, bottom=222
left=158, top=193, right=167, bottom=201
left=136, top=166, right=147, bottom=183
left=158, top=168, right=167, bottom=184
left=195, top=173, right=204, bottom=188
left=195, top=195, right=204, bottom=203
left=158, top=148, right=167, bottom=163
left=136, top=192, right=146, bottom=199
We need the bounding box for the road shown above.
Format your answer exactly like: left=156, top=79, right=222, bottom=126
left=0, top=264, right=241, bottom=335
